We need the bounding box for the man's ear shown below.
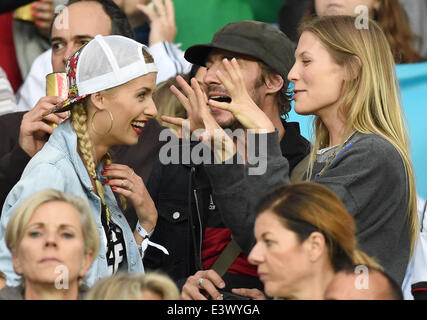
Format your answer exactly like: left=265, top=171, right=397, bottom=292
left=304, top=231, right=327, bottom=263
left=264, top=73, right=284, bottom=95
left=89, top=92, right=106, bottom=111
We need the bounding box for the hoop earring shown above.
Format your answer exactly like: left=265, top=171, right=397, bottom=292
left=91, top=109, right=114, bottom=136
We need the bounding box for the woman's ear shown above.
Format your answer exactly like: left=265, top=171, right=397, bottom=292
left=345, top=56, right=362, bottom=81
left=79, top=250, right=95, bottom=279
left=11, top=251, right=23, bottom=276
left=304, top=232, right=327, bottom=263
left=89, top=92, right=106, bottom=111
left=264, top=73, right=284, bottom=95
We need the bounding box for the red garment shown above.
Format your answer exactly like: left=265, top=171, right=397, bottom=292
left=0, top=12, right=23, bottom=93
left=202, top=227, right=258, bottom=277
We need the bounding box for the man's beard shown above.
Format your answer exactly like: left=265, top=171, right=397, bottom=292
left=212, top=84, right=263, bottom=130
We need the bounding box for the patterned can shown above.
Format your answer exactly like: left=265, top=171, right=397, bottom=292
left=46, top=72, right=68, bottom=128
left=14, top=3, right=36, bottom=22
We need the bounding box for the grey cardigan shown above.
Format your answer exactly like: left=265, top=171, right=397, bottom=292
left=204, top=131, right=411, bottom=285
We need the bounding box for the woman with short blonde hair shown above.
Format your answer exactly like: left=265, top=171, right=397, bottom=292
left=5, top=189, right=99, bottom=257
left=85, top=272, right=180, bottom=300
left=0, top=189, right=99, bottom=300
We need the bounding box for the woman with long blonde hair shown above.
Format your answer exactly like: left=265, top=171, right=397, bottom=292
left=288, top=16, right=418, bottom=276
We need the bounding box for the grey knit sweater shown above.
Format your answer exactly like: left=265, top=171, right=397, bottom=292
left=204, top=131, right=411, bottom=285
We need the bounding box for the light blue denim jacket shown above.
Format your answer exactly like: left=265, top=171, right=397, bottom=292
left=0, top=119, right=144, bottom=287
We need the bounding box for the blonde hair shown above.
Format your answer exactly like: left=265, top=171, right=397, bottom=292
left=71, top=102, right=114, bottom=214
left=153, top=75, right=187, bottom=136
left=69, top=46, right=156, bottom=215
left=300, top=15, right=418, bottom=256
left=85, top=272, right=180, bottom=300
left=256, top=182, right=382, bottom=271
left=5, top=189, right=100, bottom=258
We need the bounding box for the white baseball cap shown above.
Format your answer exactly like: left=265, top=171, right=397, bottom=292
left=54, top=34, right=158, bottom=113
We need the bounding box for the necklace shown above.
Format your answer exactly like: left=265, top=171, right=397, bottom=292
left=317, top=131, right=357, bottom=176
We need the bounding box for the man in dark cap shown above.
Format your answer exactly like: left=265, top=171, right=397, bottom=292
left=144, top=20, right=310, bottom=300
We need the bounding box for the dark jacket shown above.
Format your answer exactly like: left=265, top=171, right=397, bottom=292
left=0, top=112, right=30, bottom=209
left=144, top=121, right=310, bottom=290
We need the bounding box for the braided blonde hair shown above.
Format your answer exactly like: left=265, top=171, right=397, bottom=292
left=71, top=102, right=118, bottom=220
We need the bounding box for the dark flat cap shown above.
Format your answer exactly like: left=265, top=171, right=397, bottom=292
left=184, top=20, right=295, bottom=79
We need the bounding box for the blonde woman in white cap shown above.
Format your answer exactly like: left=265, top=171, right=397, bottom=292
left=0, top=35, right=167, bottom=288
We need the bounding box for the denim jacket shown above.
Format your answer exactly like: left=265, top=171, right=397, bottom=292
left=0, top=120, right=144, bottom=287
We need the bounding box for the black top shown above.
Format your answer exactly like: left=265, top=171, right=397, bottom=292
left=0, top=0, right=34, bottom=14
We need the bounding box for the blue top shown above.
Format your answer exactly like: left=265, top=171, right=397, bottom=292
left=0, top=119, right=144, bottom=287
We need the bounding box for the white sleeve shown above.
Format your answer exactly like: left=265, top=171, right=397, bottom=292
left=407, top=197, right=427, bottom=296
left=16, top=49, right=53, bottom=112
left=0, top=68, right=17, bottom=116
left=402, top=197, right=427, bottom=300
left=148, top=42, right=193, bottom=84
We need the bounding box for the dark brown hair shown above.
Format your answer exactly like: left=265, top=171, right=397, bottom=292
left=256, top=182, right=382, bottom=272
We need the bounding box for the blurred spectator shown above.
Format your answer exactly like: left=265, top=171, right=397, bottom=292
left=278, top=0, right=311, bottom=42
left=0, top=189, right=99, bottom=300
left=0, top=12, right=23, bottom=93
left=0, top=67, right=17, bottom=115
left=324, top=266, right=403, bottom=300
left=115, top=0, right=191, bottom=78
left=13, top=0, right=68, bottom=79
left=247, top=182, right=380, bottom=300
left=279, top=0, right=423, bottom=63
left=303, top=0, right=423, bottom=63
left=16, top=0, right=191, bottom=112
left=0, top=0, right=165, bottom=217
left=85, top=272, right=180, bottom=300
left=398, top=0, right=427, bottom=60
